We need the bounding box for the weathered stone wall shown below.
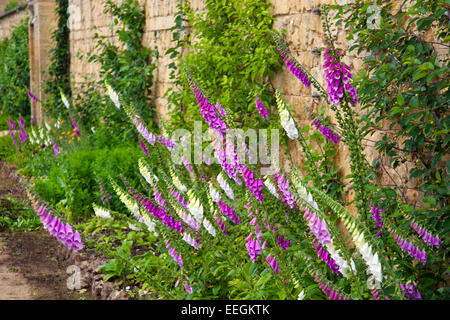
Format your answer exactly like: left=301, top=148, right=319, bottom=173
left=0, top=3, right=27, bottom=41
left=67, top=0, right=431, bottom=208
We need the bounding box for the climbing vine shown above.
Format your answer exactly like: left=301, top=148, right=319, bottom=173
left=43, top=0, right=71, bottom=120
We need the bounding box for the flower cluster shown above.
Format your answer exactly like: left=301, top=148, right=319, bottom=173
left=311, top=116, right=339, bottom=144
left=275, top=89, right=299, bottom=140
left=187, top=190, right=204, bottom=224
left=153, top=186, right=166, bottom=208
left=214, top=215, right=227, bottom=235
left=409, top=218, right=440, bottom=248
left=323, top=45, right=358, bottom=105
left=390, top=230, right=426, bottom=264
left=312, top=239, right=339, bottom=275
left=217, top=172, right=235, bottom=200
left=314, top=275, right=346, bottom=300
left=273, top=170, right=296, bottom=210
left=265, top=254, right=279, bottom=274
left=158, top=135, right=176, bottom=150
left=133, top=117, right=156, bottom=146
left=142, top=198, right=184, bottom=234
left=93, top=203, right=112, bottom=219
left=203, top=218, right=216, bottom=237
left=302, top=206, right=332, bottom=246
left=191, top=85, right=227, bottom=137
left=105, top=82, right=121, bottom=109
left=71, top=118, right=79, bottom=136
left=276, top=44, right=311, bottom=88
left=165, top=240, right=183, bottom=268
left=241, top=166, right=264, bottom=203
left=182, top=232, right=201, bottom=250
left=99, top=183, right=112, bottom=205
left=276, top=234, right=290, bottom=251
left=218, top=200, right=240, bottom=224
left=169, top=186, right=189, bottom=209
left=263, top=176, right=278, bottom=198
left=175, top=207, right=200, bottom=231
left=399, top=283, right=422, bottom=300
left=245, top=234, right=262, bottom=262
left=170, top=169, right=187, bottom=193
left=212, top=136, right=243, bottom=184
left=32, top=202, right=83, bottom=252
left=255, top=98, right=268, bottom=120
left=139, top=138, right=150, bottom=156
left=370, top=202, right=383, bottom=238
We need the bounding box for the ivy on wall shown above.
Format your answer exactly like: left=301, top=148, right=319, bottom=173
left=43, top=0, right=71, bottom=120
left=0, top=18, right=29, bottom=119
left=166, top=0, right=282, bottom=132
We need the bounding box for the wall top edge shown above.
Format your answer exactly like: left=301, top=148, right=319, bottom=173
left=0, top=3, right=27, bottom=21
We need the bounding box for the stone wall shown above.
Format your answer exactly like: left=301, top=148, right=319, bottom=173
left=67, top=0, right=430, bottom=208
left=0, top=2, right=27, bottom=41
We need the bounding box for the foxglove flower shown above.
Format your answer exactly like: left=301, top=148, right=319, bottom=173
left=170, top=169, right=187, bottom=193
left=370, top=202, right=383, bottom=237
left=182, top=232, right=201, bottom=250
left=390, top=229, right=426, bottom=264
left=71, top=118, right=80, bottom=136
left=263, top=176, right=278, bottom=198
left=175, top=207, right=200, bottom=231
left=60, top=91, right=70, bottom=109
left=52, top=140, right=60, bottom=157
left=400, top=283, right=422, bottom=300
left=203, top=218, right=216, bottom=237
left=105, top=82, right=121, bottom=109
left=187, top=190, right=204, bottom=224
left=255, top=98, right=268, bottom=120
left=311, top=116, right=339, bottom=144
left=323, top=45, right=358, bottom=106
left=273, top=171, right=296, bottom=210
left=209, top=184, right=221, bottom=203
left=408, top=217, right=440, bottom=248
left=133, top=117, right=156, bottom=145
left=245, top=235, right=262, bottom=262
left=275, top=42, right=311, bottom=88
left=169, top=186, right=189, bottom=209
left=215, top=215, right=227, bottom=235
left=93, top=203, right=111, bottom=218
left=241, top=166, right=264, bottom=203
left=217, top=200, right=240, bottom=224
left=26, top=89, right=38, bottom=103
left=275, top=89, right=299, bottom=140
left=212, top=135, right=243, bottom=184
left=158, top=135, right=176, bottom=150
left=265, top=254, right=279, bottom=274
left=139, top=138, right=149, bottom=156
left=217, top=172, right=234, bottom=200
left=312, top=239, right=339, bottom=275
left=314, top=275, right=346, bottom=300
left=277, top=234, right=290, bottom=251
left=190, top=85, right=227, bottom=137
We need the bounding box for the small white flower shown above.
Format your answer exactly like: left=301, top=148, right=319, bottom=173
left=263, top=177, right=278, bottom=198
left=93, top=203, right=111, bottom=218
left=297, top=290, right=305, bottom=300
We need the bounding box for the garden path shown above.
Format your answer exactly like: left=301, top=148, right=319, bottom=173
left=0, top=160, right=90, bottom=300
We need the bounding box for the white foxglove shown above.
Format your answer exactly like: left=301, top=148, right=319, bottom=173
left=203, top=218, right=216, bottom=237
left=276, top=89, right=299, bottom=140
left=93, top=203, right=111, bottom=218
left=105, top=82, right=121, bottom=109
left=187, top=190, right=203, bottom=224
left=209, top=184, right=220, bottom=202
left=217, top=172, right=234, bottom=200
left=170, top=169, right=187, bottom=193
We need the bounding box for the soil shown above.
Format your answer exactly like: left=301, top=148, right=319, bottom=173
left=0, top=160, right=92, bottom=300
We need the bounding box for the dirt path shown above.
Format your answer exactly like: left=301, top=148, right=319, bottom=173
left=0, top=235, right=33, bottom=299
left=0, top=160, right=91, bottom=300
